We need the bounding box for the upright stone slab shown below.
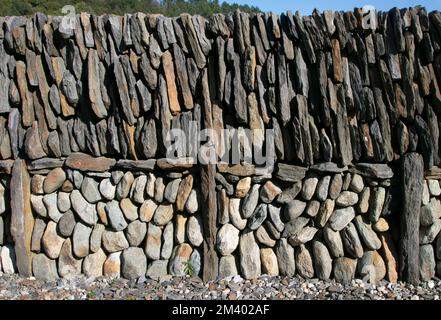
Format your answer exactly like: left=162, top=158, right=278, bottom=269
left=10, top=159, right=34, bottom=277
left=400, top=153, right=423, bottom=284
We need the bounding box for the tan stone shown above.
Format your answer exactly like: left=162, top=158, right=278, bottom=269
left=65, top=152, right=116, bottom=172
left=104, top=252, right=121, bottom=277
left=260, top=248, right=279, bottom=276
left=379, top=233, right=398, bottom=283
left=42, top=221, right=64, bottom=259
left=373, top=218, right=389, bottom=232
left=140, top=199, right=157, bottom=222
left=43, top=167, right=66, bottom=193
left=31, top=175, right=45, bottom=195
left=175, top=175, right=193, bottom=211
left=83, top=248, right=106, bottom=277
left=235, top=177, right=251, bottom=198
left=162, top=51, right=180, bottom=115
left=331, top=39, right=342, bottom=82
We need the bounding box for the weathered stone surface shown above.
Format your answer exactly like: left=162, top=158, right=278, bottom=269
left=65, top=153, right=116, bottom=172
left=121, top=247, right=147, bottom=280
left=275, top=164, right=307, bottom=182
left=31, top=195, right=47, bottom=218
left=333, top=257, right=357, bottom=284
left=80, top=177, right=101, bottom=204
left=315, top=176, right=330, bottom=201
left=72, top=222, right=91, bottom=258
left=161, top=222, right=174, bottom=260
left=315, top=199, right=335, bottom=227
left=70, top=190, right=98, bottom=226
left=43, top=193, right=62, bottom=223
left=99, top=179, right=116, bottom=200
left=248, top=204, right=267, bottom=231
left=42, top=221, right=64, bottom=259
left=43, top=168, right=66, bottom=193
left=312, top=240, right=332, bottom=280
left=301, top=177, right=319, bottom=200
left=284, top=200, right=306, bottom=221
left=146, top=260, right=168, bottom=278
left=329, top=174, right=343, bottom=200
left=369, top=187, right=386, bottom=223
left=104, top=252, right=121, bottom=277
left=164, top=178, right=181, bottom=203
left=354, top=215, right=381, bottom=250
left=186, top=215, right=203, bottom=247
left=239, top=229, right=261, bottom=279
left=323, top=226, right=344, bottom=258
left=358, top=250, right=386, bottom=283
left=125, top=220, right=146, bottom=247
left=105, top=200, right=128, bottom=231
left=57, top=192, right=70, bottom=213
left=169, top=243, right=193, bottom=276
left=335, top=191, right=359, bottom=207
left=255, top=225, right=276, bottom=247
left=329, top=206, right=355, bottom=231
left=342, top=222, right=364, bottom=259
left=32, top=253, right=58, bottom=281
left=58, top=238, right=82, bottom=278
left=153, top=204, right=173, bottom=226
left=235, top=177, right=251, bottom=198
left=218, top=255, right=238, bottom=278
left=119, top=198, right=138, bottom=222
left=379, top=232, right=398, bottom=283
left=260, top=181, right=282, bottom=203
left=229, top=198, right=247, bottom=230
left=289, top=226, right=318, bottom=246
left=116, top=172, right=134, bottom=200
left=1, top=245, right=16, bottom=274
left=420, top=220, right=441, bottom=244
left=242, top=184, right=260, bottom=218
left=185, top=189, right=199, bottom=214
left=102, top=230, right=129, bottom=253
left=216, top=223, right=240, bottom=255
left=83, top=248, right=106, bottom=277
left=419, top=244, right=435, bottom=281
left=295, top=244, right=314, bottom=279
left=421, top=198, right=441, bottom=227
left=260, top=248, right=279, bottom=276
left=145, top=223, right=162, bottom=260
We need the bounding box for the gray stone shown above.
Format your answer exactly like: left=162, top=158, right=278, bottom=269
left=161, top=222, right=174, bottom=260
left=58, top=238, right=82, bottom=278
left=43, top=193, right=63, bottom=222
left=275, top=163, right=307, bottom=183
left=229, top=198, right=247, bottom=230
left=284, top=200, right=306, bottom=221
left=30, top=195, right=47, bottom=218
left=185, top=189, right=199, bottom=214
left=301, top=177, right=318, bottom=200
left=190, top=248, right=201, bottom=276
left=72, top=171, right=84, bottom=189
left=83, top=248, right=106, bottom=277
left=111, top=171, right=124, bottom=185
left=248, top=203, right=267, bottom=230
left=0, top=245, right=16, bottom=274
left=102, top=230, right=129, bottom=253
left=125, top=220, right=147, bottom=247
left=239, top=229, right=261, bottom=279
left=312, top=240, right=332, bottom=280
left=328, top=206, right=355, bottom=231
left=42, top=221, right=64, bottom=259
left=153, top=204, right=173, bottom=226
left=31, top=218, right=46, bottom=252
left=357, top=187, right=370, bottom=213
left=354, top=215, right=382, bottom=250
left=70, top=190, right=98, bottom=226
left=187, top=215, right=203, bottom=247
left=164, top=178, right=181, bottom=203
left=90, top=224, right=105, bottom=253
left=146, top=173, right=156, bottom=198
left=103, top=252, right=121, bottom=278
left=57, top=210, right=76, bottom=237
left=122, top=247, right=147, bottom=280
left=282, top=217, right=310, bottom=238
left=242, top=184, right=260, bottom=218
left=276, top=181, right=302, bottom=204
left=333, top=257, right=357, bottom=285
left=369, top=187, right=385, bottom=223
left=57, top=192, right=71, bottom=213
left=288, top=226, right=318, bottom=246
left=335, top=191, right=359, bottom=207
left=169, top=243, right=193, bottom=276
left=139, top=199, right=157, bottom=223
left=130, top=175, right=147, bottom=204
left=421, top=198, right=441, bottom=227
left=81, top=177, right=101, bottom=204
left=216, top=223, right=240, bottom=255
left=32, top=253, right=58, bottom=281
left=323, top=226, right=344, bottom=258
left=342, top=222, right=364, bottom=258
left=315, top=176, right=331, bottom=201
left=255, top=225, right=276, bottom=247
left=145, top=223, right=162, bottom=260
left=72, top=222, right=91, bottom=258
left=105, top=200, right=128, bottom=231
left=154, top=177, right=165, bottom=202
left=268, top=204, right=284, bottom=233
left=146, top=260, right=169, bottom=278
left=420, top=220, right=441, bottom=244
left=43, top=168, right=66, bottom=193
left=305, top=200, right=320, bottom=218
left=275, top=238, right=295, bottom=276
left=99, top=178, right=116, bottom=200
left=116, top=172, right=134, bottom=200
left=295, top=244, right=314, bottom=279
left=428, top=179, right=441, bottom=196
left=422, top=181, right=430, bottom=205
left=420, top=244, right=436, bottom=281
left=219, top=255, right=238, bottom=278
left=349, top=174, right=364, bottom=193
left=329, top=174, right=343, bottom=199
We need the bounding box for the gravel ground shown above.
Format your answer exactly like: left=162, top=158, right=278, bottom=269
left=0, top=274, right=440, bottom=300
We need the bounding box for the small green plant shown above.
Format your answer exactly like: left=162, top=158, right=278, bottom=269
left=86, top=291, right=97, bottom=299
left=183, top=260, right=194, bottom=277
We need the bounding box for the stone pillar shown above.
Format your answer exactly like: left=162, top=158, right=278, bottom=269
left=10, top=159, right=34, bottom=277
left=400, top=153, right=423, bottom=284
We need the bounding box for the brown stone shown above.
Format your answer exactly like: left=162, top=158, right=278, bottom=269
left=42, top=221, right=64, bottom=259
left=65, top=153, right=116, bottom=172
left=43, top=167, right=66, bottom=194
left=217, top=164, right=256, bottom=176
left=331, top=39, right=343, bottom=82
left=175, top=175, right=193, bottom=211
left=162, top=51, right=180, bottom=115
left=10, top=159, right=34, bottom=276
left=379, top=233, right=398, bottom=283
left=24, top=121, right=46, bottom=160
left=260, top=248, right=279, bottom=276
left=235, top=177, right=251, bottom=198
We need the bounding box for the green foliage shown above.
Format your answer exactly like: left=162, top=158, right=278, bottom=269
left=0, top=0, right=260, bottom=17
left=182, top=260, right=195, bottom=277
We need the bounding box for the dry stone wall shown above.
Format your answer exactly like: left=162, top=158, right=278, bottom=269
left=0, top=7, right=441, bottom=284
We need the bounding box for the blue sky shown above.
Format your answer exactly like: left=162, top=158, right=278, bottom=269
left=225, top=0, right=439, bottom=14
